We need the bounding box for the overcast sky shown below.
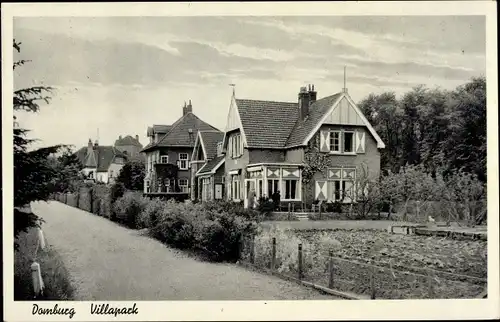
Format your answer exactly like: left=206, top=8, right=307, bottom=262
left=13, top=16, right=485, bottom=150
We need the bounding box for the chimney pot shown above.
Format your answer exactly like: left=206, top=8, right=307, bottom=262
left=136, top=135, right=139, bottom=141
left=119, top=135, right=122, bottom=140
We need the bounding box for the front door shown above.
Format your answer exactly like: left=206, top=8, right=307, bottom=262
left=244, top=179, right=256, bottom=209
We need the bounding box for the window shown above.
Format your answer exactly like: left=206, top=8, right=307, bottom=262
left=329, top=131, right=341, bottom=152
left=202, top=178, right=211, bottom=200
left=267, top=179, right=279, bottom=198
left=232, top=175, right=240, bottom=200
left=179, top=178, right=189, bottom=193
left=160, top=155, right=169, bottom=164
left=329, top=168, right=356, bottom=202
left=178, top=153, right=188, bottom=170
left=284, top=179, right=299, bottom=200
left=216, top=142, right=223, bottom=156
left=258, top=179, right=263, bottom=198
left=343, top=132, right=354, bottom=153
left=230, top=134, right=243, bottom=158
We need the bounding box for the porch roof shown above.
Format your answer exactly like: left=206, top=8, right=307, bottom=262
left=196, top=155, right=225, bottom=176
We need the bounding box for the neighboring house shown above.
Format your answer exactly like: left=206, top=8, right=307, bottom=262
left=221, top=85, right=385, bottom=209
left=190, top=130, right=225, bottom=201
left=114, top=134, right=145, bottom=162
left=76, top=139, right=127, bottom=184
left=141, top=100, right=220, bottom=197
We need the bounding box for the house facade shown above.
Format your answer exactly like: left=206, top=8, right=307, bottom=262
left=141, top=101, right=220, bottom=197
left=76, top=139, right=127, bottom=184
left=190, top=130, right=225, bottom=201
left=221, top=85, right=385, bottom=209
left=114, top=134, right=144, bottom=162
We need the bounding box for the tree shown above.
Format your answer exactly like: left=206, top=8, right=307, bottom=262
left=348, top=164, right=381, bottom=219
left=116, top=160, right=146, bottom=191
left=46, top=146, right=85, bottom=193
left=13, top=40, right=67, bottom=245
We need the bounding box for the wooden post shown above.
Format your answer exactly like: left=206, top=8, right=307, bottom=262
left=328, top=250, right=334, bottom=289
left=37, top=228, right=46, bottom=250
left=427, top=271, right=435, bottom=298
left=250, top=235, right=255, bottom=264
left=288, top=202, right=291, bottom=214
left=319, top=202, right=322, bottom=220
left=31, top=262, right=44, bottom=298
left=298, top=243, right=303, bottom=280
left=370, top=267, right=376, bottom=299
left=292, top=203, right=295, bottom=213
left=238, top=234, right=244, bottom=260
left=271, top=237, right=276, bottom=270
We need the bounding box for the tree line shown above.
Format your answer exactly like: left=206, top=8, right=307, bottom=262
left=358, top=77, right=486, bottom=183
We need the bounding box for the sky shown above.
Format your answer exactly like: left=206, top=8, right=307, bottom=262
left=13, top=16, right=486, bottom=150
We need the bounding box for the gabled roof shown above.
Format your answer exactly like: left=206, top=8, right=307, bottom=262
left=147, top=124, right=172, bottom=137
left=75, top=145, right=127, bottom=172
left=197, top=155, right=225, bottom=176
left=285, top=93, right=343, bottom=147
left=199, top=131, right=224, bottom=159
left=142, top=113, right=220, bottom=152
left=235, top=99, right=298, bottom=149
left=114, top=135, right=143, bottom=147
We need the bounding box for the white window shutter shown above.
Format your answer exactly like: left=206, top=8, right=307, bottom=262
left=320, top=131, right=330, bottom=152
left=315, top=181, right=327, bottom=200
left=176, top=160, right=180, bottom=168
left=356, top=131, right=366, bottom=154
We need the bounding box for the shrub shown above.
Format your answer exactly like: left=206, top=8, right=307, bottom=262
left=113, top=193, right=149, bottom=229
left=109, top=182, right=126, bottom=221
left=138, top=197, right=166, bottom=229
left=257, top=197, right=275, bottom=216
left=193, top=211, right=256, bottom=262
left=202, top=200, right=262, bottom=221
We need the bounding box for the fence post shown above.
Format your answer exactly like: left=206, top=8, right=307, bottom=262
left=328, top=250, right=334, bottom=289
left=250, top=234, right=255, bottom=264
left=298, top=243, right=303, bottom=280
left=292, top=203, right=295, bottom=213
left=370, top=267, right=376, bottom=299
left=319, top=202, right=322, bottom=220
left=271, top=237, right=276, bottom=271
left=238, top=234, right=244, bottom=261
left=427, top=271, right=435, bottom=298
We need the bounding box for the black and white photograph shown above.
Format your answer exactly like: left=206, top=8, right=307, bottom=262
left=3, top=2, right=498, bottom=321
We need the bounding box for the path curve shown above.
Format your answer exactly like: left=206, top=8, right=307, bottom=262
left=32, top=201, right=336, bottom=300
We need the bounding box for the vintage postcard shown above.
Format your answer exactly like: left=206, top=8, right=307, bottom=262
left=2, top=1, right=499, bottom=321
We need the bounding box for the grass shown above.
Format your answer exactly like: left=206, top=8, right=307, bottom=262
left=14, top=228, right=74, bottom=300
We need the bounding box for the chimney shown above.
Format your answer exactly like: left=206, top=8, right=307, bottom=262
left=94, top=140, right=99, bottom=149
left=298, top=85, right=310, bottom=121
left=309, top=84, right=317, bottom=102
left=135, top=135, right=139, bottom=141
left=119, top=135, right=122, bottom=140
left=87, top=138, right=93, bottom=150
left=183, top=100, right=193, bottom=116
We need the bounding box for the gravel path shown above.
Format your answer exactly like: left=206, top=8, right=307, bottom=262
left=32, top=201, right=336, bottom=301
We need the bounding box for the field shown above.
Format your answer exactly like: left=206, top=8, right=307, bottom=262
left=243, top=225, right=487, bottom=299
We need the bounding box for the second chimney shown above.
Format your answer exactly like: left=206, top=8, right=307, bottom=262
left=183, top=100, right=193, bottom=116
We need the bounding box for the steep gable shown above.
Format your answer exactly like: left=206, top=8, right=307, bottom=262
left=200, top=131, right=224, bottom=159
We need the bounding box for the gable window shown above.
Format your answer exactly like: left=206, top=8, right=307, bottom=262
left=178, top=178, right=189, bottom=193
left=178, top=153, right=188, bottom=170
left=329, top=131, right=341, bottom=152
left=160, top=155, right=169, bottom=164
left=343, top=132, right=355, bottom=153
left=230, top=134, right=243, bottom=158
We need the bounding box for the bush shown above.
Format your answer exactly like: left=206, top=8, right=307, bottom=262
left=113, top=193, right=149, bottom=229
left=109, top=182, right=126, bottom=221
left=202, top=200, right=262, bottom=221
left=146, top=199, right=257, bottom=261
left=257, top=197, right=275, bottom=216
left=138, top=197, right=166, bottom=229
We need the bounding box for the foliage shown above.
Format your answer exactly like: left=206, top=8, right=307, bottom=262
left=13, top=40, right=70, bottom=245
left=347, top=164, right=381, bottom=219
left=116, top=160, right=146, bottom=191
left=439, top=171, right=486, bottom=226
left=145, top=199, right=257, bottom=262
left=108, top=182, right=126, bottom=221
left=357, top=77, right=486, bottom=182
left=46, top=146, right=85, bottom=193
left=14, top=229, right=74, bottom=300
left=202, top=200, right=262, bottom=221
left=302, top=145, right=331, bottom=184
left=257, top=196, right=275, bottom=216
left=113, top=193, right=150, bottom=229
left=138, top=198, right=166, bottom=229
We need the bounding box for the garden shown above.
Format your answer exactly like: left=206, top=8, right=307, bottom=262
left=240, top=225, right=487, bottom=299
